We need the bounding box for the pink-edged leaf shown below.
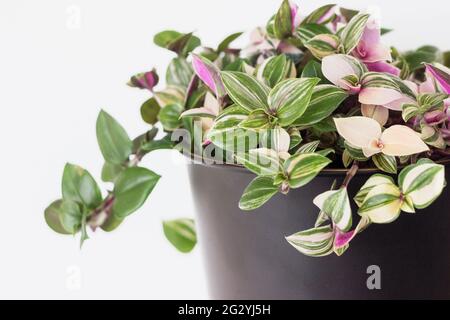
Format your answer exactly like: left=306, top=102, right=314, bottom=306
left=334, top=216, right=371, bottom=249
left=321, top=54, right=366, bottom=88
left=359, top=87, right=403, bottom=106
left=353, top=18, right=392, bottom=63
left=128, top=69, right=159, bottom=91
left=425, top=63, right=450, bottom=94
left=289, top=1, right=301, bottom=31
left=366, top=61, right=400, bottom=76
left=191, top=54, right=226, bottom=98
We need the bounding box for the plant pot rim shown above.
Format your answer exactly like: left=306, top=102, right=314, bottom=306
left=184, top=152, right=450, bottom=177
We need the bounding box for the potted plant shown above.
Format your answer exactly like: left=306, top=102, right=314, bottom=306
left=44, top=1, right=450, bottom=299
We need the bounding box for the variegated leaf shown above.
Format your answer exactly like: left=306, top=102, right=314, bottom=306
left=238, top=109, right=270, bottom=130
left=294, top=85, right=348, bottom=127
left=314, top=189, right=352, bottom=232
left=268, top=78, right=320, bottom=126
left=305, top=34, right=340, bottom=60
left=421, top=124, right=446, bottom=149
left=296, top=141, right=320, bottom=154
left=400, top=160, right=446, bottom=209
left=302, top=4, right=336, bottom=25
left=358, top=183, right=402, bottom=224
left=354, top=174, right=395, bottom=207
left=372, top=153, right=397, bottom=174
left=286, top=225, right=334, bottom=257
left=402, top=103, right=420, bottom=122
left=239, top=176, right=279, bottom=211
left=284, top=153, right=332, bottom=188
left=221, top=71, right=270, bottom=112
left=297, top=23, right=332, bottom=44
left=256, top=54, right=296, bottom=88
left=340, top=13, right=370, bottom=54
left=235, top=148, right=282, bottom=177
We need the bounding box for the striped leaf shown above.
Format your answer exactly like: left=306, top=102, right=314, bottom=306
left=154, top=85, right=185, bottom=107
left=344, top=142, right=369, bottom=161
left=284, top=153, right=332, bottom=188
left=302, top=4, right=336, bottom=25
left=166, top=57, right=193, bottom=88
left=239, top=109, right=270, bottom=130
left=221, top=71, right=270, bottom=112
left=286, top=225, right=334, bottom=257
left=256, top=55, right=296, bottom=87
left=358, top=183, right=402, bottom=224
left=402, top=103, right=420, bottom=122
left=342, top=150, right=353, bottom=168
left=314, top=189, right=352, bottom=232
left=273, top=0, right=293, bottom=39
left=297, top=23, right=332, bottom=44
left=259, top=127, right=291, bottom=153
left=268, top=78, right=320, bottom=126
left=158, top=104, right=183, bottom=131
left=294, top=85, right=348, bottom=126
left=418, top=93, right=449, bottom=108
left=421, top=125, right=446, bottom=149
left=400, top=161, right=446, bottom=209
left=239, top=176, right=279, bottom=211
left=354, top=174, right=395, bottom=207
left=372, top=153, right=398, bottom=174
left=361, top=72, right=401, bottom=91
left=425, top=63, right=450, bottom=93
left=301, top=60, right=326, bottom=80
left=296, top=141, right=320, bottom=154
left=163, top=219, right=197, bottom=253
left=305, top=34, right=340, bottom=60
left=235, top=148, right=282, bottom=177
left=288, top=128, right=302, bottom=150
left=340, top=13, right=370, bottom=53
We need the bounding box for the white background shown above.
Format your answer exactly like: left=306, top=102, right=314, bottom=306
left=0, top=0, right=448, bottom=299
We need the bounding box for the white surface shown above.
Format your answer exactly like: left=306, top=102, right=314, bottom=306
left=0, top=0, right=448, bottom=299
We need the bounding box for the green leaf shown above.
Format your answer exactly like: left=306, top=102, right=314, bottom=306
left=140, top=136, right=174, bottom=154
left=166, top=57, right=193, bottom=87
left=294, top=85, right=348, bottom=126
left=59, top=200, right=83, bottom=234
left=273, top=0, right=293, bottom=39
left=140, top=98, right=161, bottom=125
left=154, top=31, right=200, bottom=56
left=372, top=154, right=397, bottom=174
left=163, top=219, right=197, bottom=253
left=257, top=54, right=295, bottom=88
left=268, top=78, right=320, bottom=126
left=112, top=167, right=161, bottom=219
left=217, top=32, right=243, bottom=52
left=96, top=110, right=133, bottom=165
left=154, top=85, right=186, bottom=107
left=62, top=163, right=102, bottom=209
left=101, top=214, right=124, bottom=232
left=301, top=60, right=325, bottom=80
left=101, top=162, right=125, bottom=183
left=221, top=71, right=270, bottom=112
left=235, top=148, right=282, bottom=177
left=44, top=200, right=72, bottom=235
left=305, top=34, right=340, bottom=60
left=158, top=103, right=183, bottom=131
left=284, top=153, right=331, bottom=188
left=286, top=225, right=334, bottom=257
left=239, top=176, right=279, bottom=211
left=340, top=13, right=370, bottom=54
left=344, top=142, right=369, bottom=161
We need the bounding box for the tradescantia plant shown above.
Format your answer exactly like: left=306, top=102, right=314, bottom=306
left=45, top=1, right=450, bottom=257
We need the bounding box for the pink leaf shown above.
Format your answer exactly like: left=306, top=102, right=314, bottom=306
left=359, top=87, right=403, bottom=106
left=381, top=125, right=429, bottom=156
left=425, top=64, right=450, bottom=94
left=366, top=61, right=400, bottom=76
left=334, top=116, right=381, bottom=149
left=192, top=54, right=226, bottom=98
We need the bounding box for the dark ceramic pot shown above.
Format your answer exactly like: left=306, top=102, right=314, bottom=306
left=188, top=161, right=450, bottom=300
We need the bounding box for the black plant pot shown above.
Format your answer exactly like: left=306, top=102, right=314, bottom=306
left=188, top=162, right=450, bottom=300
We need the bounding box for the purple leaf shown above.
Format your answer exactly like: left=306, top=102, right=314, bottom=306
left=366, top=61, right=400, bottom=76
left=191, top=54, right=226, bottom=98
left=128, top=69, right=159, bottom=91
left=425, top=63, right=450, bottom=94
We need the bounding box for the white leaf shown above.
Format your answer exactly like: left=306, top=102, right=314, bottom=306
left=334, top=116, right=381, bottom=149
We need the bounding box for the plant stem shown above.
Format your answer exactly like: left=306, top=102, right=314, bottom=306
left=341, top=161, right=359, bottom=189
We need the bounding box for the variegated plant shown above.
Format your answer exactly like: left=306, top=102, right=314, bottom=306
left=45, top=1, right=450, bottom=257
